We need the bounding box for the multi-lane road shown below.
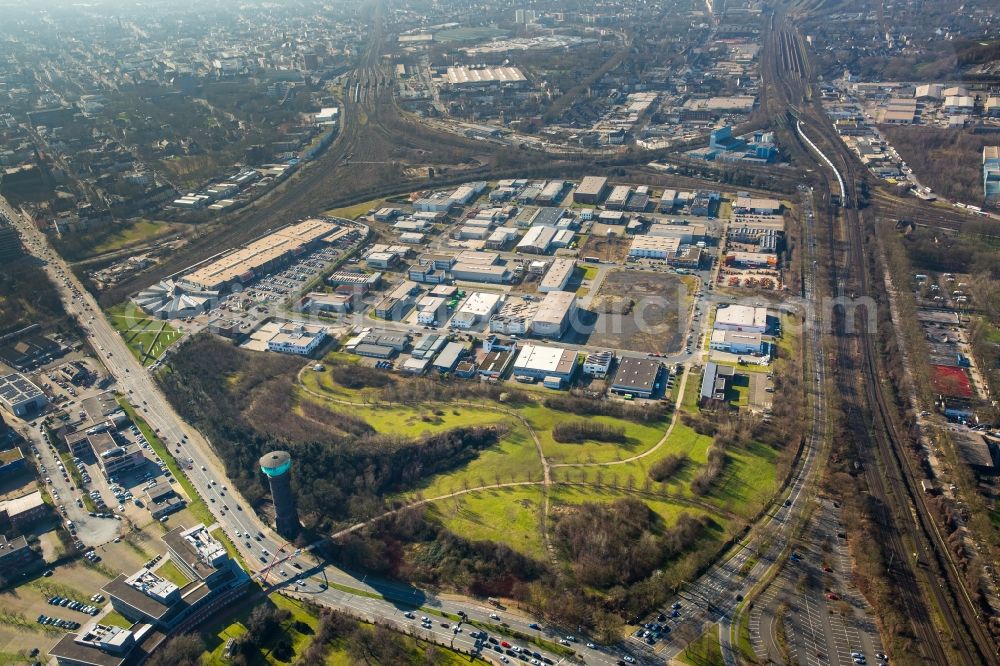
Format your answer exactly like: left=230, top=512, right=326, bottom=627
left=2, top=195, right=643, bottom=665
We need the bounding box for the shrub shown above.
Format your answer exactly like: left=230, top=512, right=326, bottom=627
left=551, top=420, right=626, bottom=443
left=648, top=454, right=687, bottom=482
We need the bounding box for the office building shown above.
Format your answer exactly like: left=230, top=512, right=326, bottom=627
left=700, top=362, right=736, bottom=404
left=265, top=323, right=328, bottom=356
left=583, top=350, right=614, bottom=378
left=985, top=146, right=1000, bottom=202
left=259, top=451, right=299, bottom=537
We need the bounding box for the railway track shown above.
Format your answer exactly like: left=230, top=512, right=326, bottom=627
left=765, top=4, right=998, bottom=663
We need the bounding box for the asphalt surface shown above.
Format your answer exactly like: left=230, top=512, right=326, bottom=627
left=3, top=194, right=639, bottom=666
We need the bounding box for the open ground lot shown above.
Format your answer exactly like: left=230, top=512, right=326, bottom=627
left=584, top=269, right=691, bottom=353
left=106, top=303, right=183, bottom=366
left=579, top=233, right=630, bottom=263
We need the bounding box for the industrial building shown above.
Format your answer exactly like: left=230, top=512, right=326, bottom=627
left=433, top=342, right=466, bottom=373
left=610, top=357, right=663, bottom=398
left=530, top=291, right=577, bottom=339
left=443, top=66, right=527, bottom=87
left=490, top=297, right=539, bottom=335
left=181, top=218, right=340, bottom=291
left=0, top=372, right=48, bottom=418
left=714, top=305, right=768, bottom=333
left=415, top=296, right=448, bottom=325
left=605, top=185, right=633, bottom=210
left=452, top=292, right=501, bottom=329
left=451, top=263, right=510, bottom=284
left=539, top=258, right=576, bottom=292
left=574, top=176, right=608, bottom=205
left=133, top=280, right=219, bottom=320
left=478, top=349, right=515, bottom=380
left=295, top=291, right=354, bottom=314
left=512, top=344, right=578, bottom=382
left=710, top=330, right=765, bottom=355
left=732, top=197, right=782, bottom=215
left=516, top=225, right=557, bottom=254
left=628, top=235, right=681, bottom=260
left=647, top=223, right=706, bottom=244
left=327, top=271, right=381, bottom=292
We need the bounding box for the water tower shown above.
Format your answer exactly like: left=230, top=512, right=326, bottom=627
left=259, top=450, right=300, bottom=538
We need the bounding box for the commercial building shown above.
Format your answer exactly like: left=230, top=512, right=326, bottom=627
left=295, top=291, right=353, bottom=314
left=485, top=227, right=519, bottom=250
left=433, top=342, right=466, bottom=373
left=490, top=297, right=539, bottom=335
left=0, top=372, right=48, bottom=418
left=478, top=349, right=515, bottom=380
left=724, top=251, right=778, bottom=268
left=574, top=176, right=608, bottom=204
left=411, top=333, right=447, bottom=360
left=451, top=263, right=510, bottom=284
left=453, top=292, right=501, bottom=328
left=443, top=66, right=527, bottom=87
left=144, top=482, right=186, bottom=519
left=605, top=185, right=633, bottom=210
left=516, top=225, right=557, bottom=254
left=259, top=451, right=299, bottom=537
left=732, top=197, right=782, bottom=215
left=530, top=291, right=577, bottom=339
left=583, top=350, right=614, bottom=378
left=512, top=345, right=578, bottom=382
left=710, top=330, right=764, bottom=355
left=700, top=362, right=736, bottom=404
left=985, top=146, right=1000, bottom=202
left=0, top=332, right=63, bottom=371
left=134, top=280, right=219, bottom=320
left=415, top=296, right=448, bottom=325
left=327, top=271, right=381, bottom=292
left=539, top=258, right=575, bottom=292
left=0, top=490, right=48, bottom=528
left=628, top=235, right=680, bottom=260
left=265, top=323, right=328, bottom=356
left=715, top=305, right=767, bottom=333
left=647, top=223, right=706, bottom=244
left=374, top=281, right=420, bottom=320
left=610, top=357, right=662, bottom=398
left=181, top=219, right=339, bottom=291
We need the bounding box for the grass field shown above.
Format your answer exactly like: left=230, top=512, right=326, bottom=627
left=519, top=403, right=669, bottom=465
left=201, top=594, right=317, bottom=665
left=680, top=628, right=725, bottom=666
left=323, top=197, right=386, bottom=221
left=156, top=558, right=191, bottom=587
left=101, top=610, right=133, bottom=629
left=427, top=486, right=546, bottom=560
left=106, top=303, right=183, bottom=366
left=91, top=219, right=180, bottom=255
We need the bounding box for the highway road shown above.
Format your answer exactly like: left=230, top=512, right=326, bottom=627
left=1, top=195, right=643, bottom=665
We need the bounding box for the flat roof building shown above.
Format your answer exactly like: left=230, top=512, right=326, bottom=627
left=714, top=305, right=767, bottom=332
left=433, top=342, right=466, bottom=373
left=490, top=297, right=540, bottom=335
left=574, top=176, right=608, bottom=204
left=539, top=258, right=576, bottom=292
left=512, top=344, right=578, bottom=381
left=610, top=357, right=662, bottom=398
left=530, top=291, right=577, bottom=339
left=605, top=185, right=633, bottom=210
left=451, top=263, right=510, bottom=284
left=266, top=323, right=328, bottom=356
left=628, top=235, right=680, bottom=260
left=182, top=219, right=338, bottom=291
left=0, top=373, right=48, bottom=418
left=710, top=330, right=764, bottom=355
left=516, top=225, right=557, bottom=254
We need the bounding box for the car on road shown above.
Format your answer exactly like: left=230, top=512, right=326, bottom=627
left=826, top=592, right=839, bottom=600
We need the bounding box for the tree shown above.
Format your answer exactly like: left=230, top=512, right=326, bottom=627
left=145, top=634, right=204, bottom=666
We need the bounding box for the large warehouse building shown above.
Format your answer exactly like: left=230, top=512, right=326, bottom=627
left=443, top=66, right=527, bottom=87
left=181, top=219, right=340, bottom=291
left=530, top=291, right=577, bottom=339
left=512, top=344, right=578, bottom=382
left=574, top=176, right=608, bottom=204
